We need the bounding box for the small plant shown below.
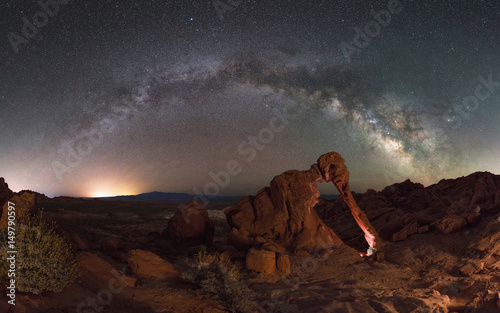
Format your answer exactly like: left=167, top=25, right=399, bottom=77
left=182, top=249, right=256, bottom=313
left=0, top=213, right=79, bottom=294
left=193, top=249, right=240, bottom=278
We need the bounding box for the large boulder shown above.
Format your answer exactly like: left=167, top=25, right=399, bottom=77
left=245, top=248, right=277, bottom=274
left=226, top=164, right=343, bottom=254
left=244, top=248, right=291, bottom=275
left=0, top=191, right=37, bottom=230
left=433, top=215, right=467, bottom=235
left=162, top=201, right=215, bottom=248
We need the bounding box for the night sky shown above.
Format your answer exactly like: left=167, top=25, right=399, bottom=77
left=1, top=0, right=499, bottom=198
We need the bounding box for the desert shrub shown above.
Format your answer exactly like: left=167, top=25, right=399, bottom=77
left=182, top=249, right=257, bottom=313
left=0, top=213, right=79, bottom=294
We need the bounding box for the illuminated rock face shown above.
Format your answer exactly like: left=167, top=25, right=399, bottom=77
left=317, top=152, right=384, bottom=252
left=225, top=152, right=382, bottom=254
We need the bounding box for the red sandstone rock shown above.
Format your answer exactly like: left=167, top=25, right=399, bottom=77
left=392, top=222, right=421, bottom=242
left=468, top=224, right=500, bottom=258
left=392, top=222, right=422, bottom=241
left=128, top=249, right=180, bottom=279
left=162, top=201, right=215, bottom=248
left=276, top=254, right=291, bottom=274
left=491, top=260, right=500, bottom=271
left=458, top=261, right=484, bottom=276
left=316, top=171, right=500, bottom=249
left=404, top=222, right=419, bottom=236
left=227, top=227, right=254, bottom=248
left=78, top=252, right=136, bottom=288
left=71, top=234, right=89, bottom=251
left=392, top=230, right=407, bottom=242
left=317, top=152, right=384, bottom=251
left=466, top=212, right=480, bottom=225
left=418, top=225, right=430, bottom=234
left=0, top=192, right=37, bottom=230
left=100, top=237, right=124, bottom=254
left=227, top=166, right=343, bottom=253
left=433, top=215, right=467, bottom=235
left=246, top=248, right=276, bottom=274
left=226, top=152, right=380, bottom=256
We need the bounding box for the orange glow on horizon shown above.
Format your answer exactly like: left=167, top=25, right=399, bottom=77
left=87, top=187, right=139, bottom=197
left=89, top=191, right=116, bottom=198
left=84, top=179, right=139, bottom=198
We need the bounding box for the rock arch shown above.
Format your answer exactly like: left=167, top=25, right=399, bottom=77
left=224, top=152, right=383, bottom=255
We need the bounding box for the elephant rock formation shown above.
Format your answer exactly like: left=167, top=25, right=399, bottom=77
left=225, top=152, right=383, bottom=256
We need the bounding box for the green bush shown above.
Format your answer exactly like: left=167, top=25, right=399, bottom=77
left=182, top=250, right=257, bottom=313
left=0, top=214, right=79, bottom=294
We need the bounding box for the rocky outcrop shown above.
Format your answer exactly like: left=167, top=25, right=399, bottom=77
left=162, top=201, right=215, bottom=248
left=225, top=152, right=382, bottom=258
left=467, top=221, right=500, bottom=269
left=316, top=171, right=500, bottom=246
left=317, top=290, right=451, bottom=313
left=433, top=215, right=467, bottom=235
left=0, top=191, right=37, bottom=230
left=0, top=177, right=14, bottom=209
left=0, top=177, right=15, bottom=228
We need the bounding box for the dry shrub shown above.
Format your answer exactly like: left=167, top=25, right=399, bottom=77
left=182, top=249, right=256, bottom=313
left=0, top=213, right=79, bottom=294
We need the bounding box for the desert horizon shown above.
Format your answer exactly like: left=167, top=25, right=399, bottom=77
left=13, top=170, right=499, bottom=200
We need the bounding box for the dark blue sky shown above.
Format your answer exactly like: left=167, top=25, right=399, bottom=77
left=1, top=0, right=499, bottom=197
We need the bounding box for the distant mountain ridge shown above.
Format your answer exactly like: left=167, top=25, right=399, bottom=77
left=92, top=191, right=339, bottom=204
left=94, top=192, right=244, bottom=204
